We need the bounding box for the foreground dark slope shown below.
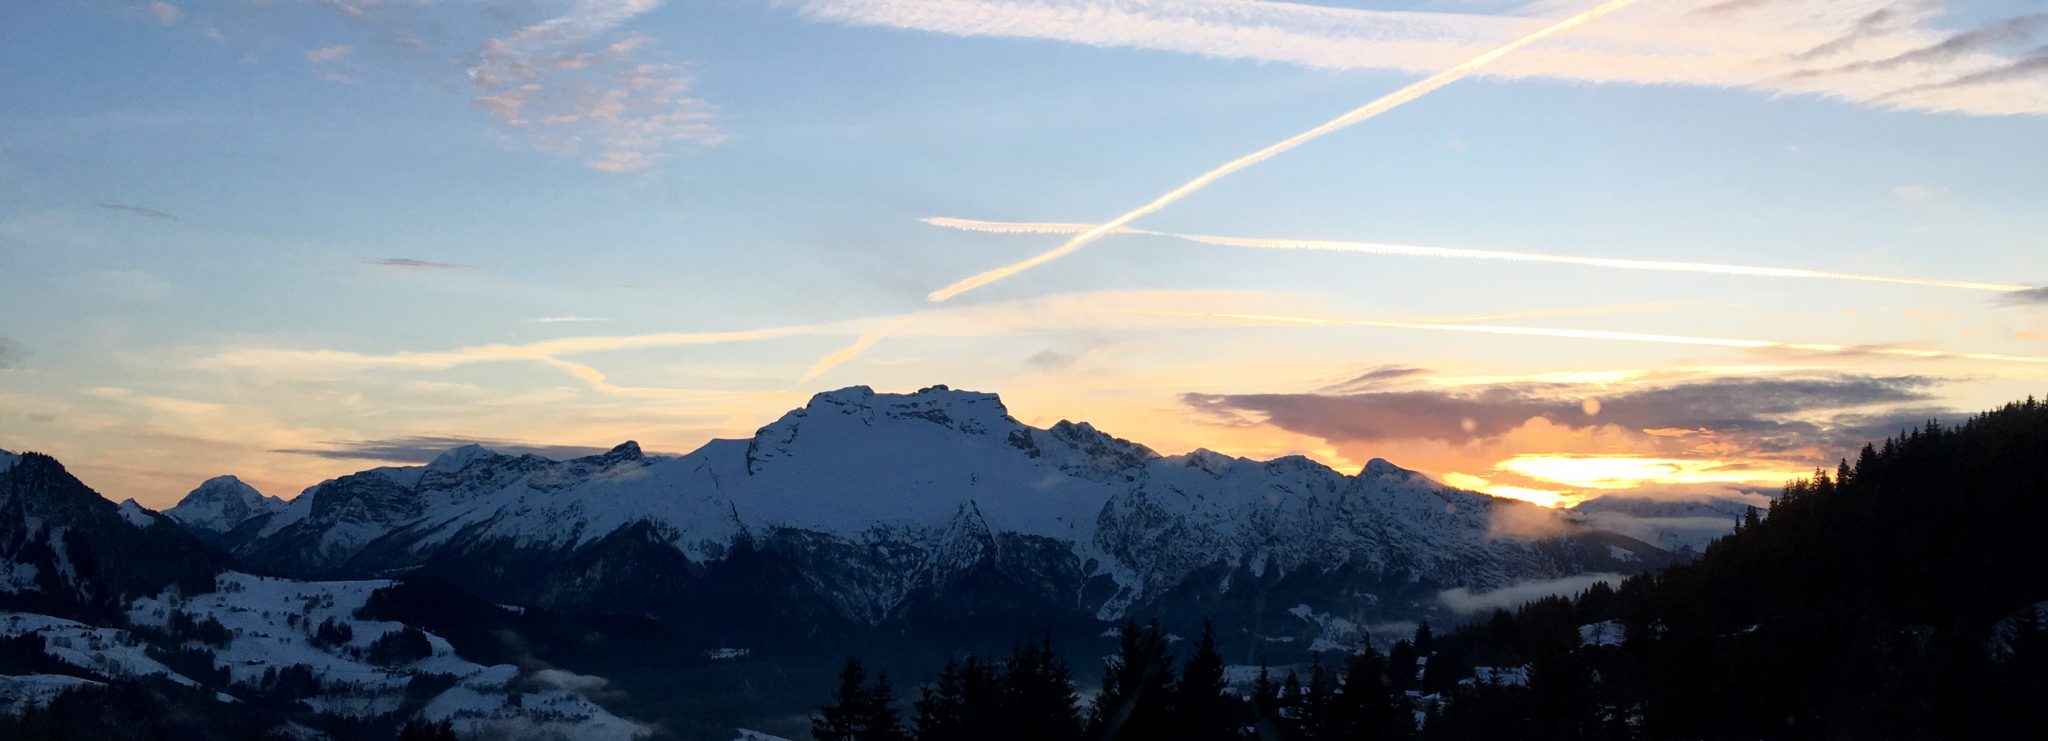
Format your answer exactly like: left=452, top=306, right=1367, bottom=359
left=0, top=453, right=225, bottom=621
left=1423, top=397, right=2048, bottom=739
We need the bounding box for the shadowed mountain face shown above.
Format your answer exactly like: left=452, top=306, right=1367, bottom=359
left=0, top=451, right=225, bottom=621
left=167, top=386, right=1670, bottom=649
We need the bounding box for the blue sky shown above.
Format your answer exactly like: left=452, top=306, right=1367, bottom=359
left=2, top=0, right=2045, bottom=507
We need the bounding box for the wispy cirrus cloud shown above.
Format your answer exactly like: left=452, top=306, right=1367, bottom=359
left=468, top=1, right=720, bottom=172
left=97, top=202, right=176, bottom=220
left=923, top=217, right=2030, bottom=293
left=790, top=0, right=2048, bottom=116
left=138, top=1, right=718, bottom=172
left=1795, top=11, right=2048, bottom=78
left=366, top=257, right=469, bottom=270
left=920, top=0, right=1643, bottom=303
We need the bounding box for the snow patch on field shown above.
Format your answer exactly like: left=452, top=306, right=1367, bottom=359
left=1579, top=620, right=1626, bottom=647
left=0, top=674, right=102, bottom=712
left=0, top=612, right=201, bottom=687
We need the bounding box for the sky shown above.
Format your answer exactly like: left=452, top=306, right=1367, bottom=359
left=2, top=0, right=2045, bottom=510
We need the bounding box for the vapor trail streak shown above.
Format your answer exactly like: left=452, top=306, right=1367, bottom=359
left=922, top=217, right=2032, bottom=293
left=1151, top=311, right=2048, bottom=365
left=923, top=0, right=1643, bottom=302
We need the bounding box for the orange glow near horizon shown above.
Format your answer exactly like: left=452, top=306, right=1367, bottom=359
left=1442, top=472, right=1580, bottom=508
left=1497, top=454, right=1810, bottom=491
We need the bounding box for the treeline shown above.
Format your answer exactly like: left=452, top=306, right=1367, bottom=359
left=822, top=397, right=2048, bottom=739
left=1408, top=397, right=2048, bottom=738
left=815, top=619, right=1436, bottom=741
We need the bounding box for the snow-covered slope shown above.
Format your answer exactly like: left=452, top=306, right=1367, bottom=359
left=181, top=386, right=1666, bottom=642
left=163, top=475, right=287, bottom=542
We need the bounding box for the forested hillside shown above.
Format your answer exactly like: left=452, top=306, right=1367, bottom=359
left=817, top=397, right=2048, bottom=740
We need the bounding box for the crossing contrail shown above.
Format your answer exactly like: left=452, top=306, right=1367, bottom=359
left=924, top=0, right=1646, bottom=302
left=921, top=217, right=2033, bottom=293
left=1147, top=311, right=2048, bottom=365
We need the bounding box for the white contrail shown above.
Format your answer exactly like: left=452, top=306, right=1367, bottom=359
left=922, top=217, right=2033, bottom=293
left=924, top=0, right=1645, bottom=302
left=1149, top=311, right=2048, bottom=365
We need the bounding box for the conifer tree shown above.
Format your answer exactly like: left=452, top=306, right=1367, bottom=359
left=1171, top=619, right=1237, bottom=740
left=913, top=655, right=966, bottom=741
left=1087, top=619, right=1176, bottom=740
left=1300, top=655, right=1335, bottom=739
left=863, top=672, right=906, bottom=741
left=816, top=657, right=872, bottom=741
left=1000, top=635, right=1082, bottom=741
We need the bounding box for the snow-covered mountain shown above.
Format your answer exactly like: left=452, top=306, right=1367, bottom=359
left=162, top=475, right=287, bottom=545
left=0, top=447, right=644, bottom=738
left=178, top=386, right=1670, bottom=644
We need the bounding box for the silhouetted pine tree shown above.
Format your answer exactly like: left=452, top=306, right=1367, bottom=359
left=1332, top=643, right=1412, bottom=739
left=1086, top=619, right=1175, bottom=740
left=816, top=658, right=873, bottom=741
left=1170, top=619, right=1238, bottom=740
left=913, top=655, right=967, bottom=741
left=999, top=635, right=1082, bottom=741
left=1299, top=655, right=1336, bottom=739
left=864, top=672, right=907, bottom=741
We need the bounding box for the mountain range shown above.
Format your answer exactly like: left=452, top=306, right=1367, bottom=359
left=0, top=385, right=1693, bottom=739
left=164, top=385, right=1669, bottom=643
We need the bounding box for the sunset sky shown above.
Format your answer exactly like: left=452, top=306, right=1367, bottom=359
left=3, top=0, right=2046, bottom=509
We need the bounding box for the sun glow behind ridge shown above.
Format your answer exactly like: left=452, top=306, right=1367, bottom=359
left=1498, top=454, right=1810, bottom=491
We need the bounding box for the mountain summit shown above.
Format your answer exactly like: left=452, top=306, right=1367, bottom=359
left=172, top=385, right=1665, bottom=645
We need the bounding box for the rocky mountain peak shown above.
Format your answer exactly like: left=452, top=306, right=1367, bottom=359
left=167, top=475, right=285, bottom=535
left=426, top=443, right=497, bottom=472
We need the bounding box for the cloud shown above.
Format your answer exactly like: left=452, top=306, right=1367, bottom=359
left=1797, top=11, right=2048, bottom=77
left=1139, top=310, right=2048, bottom=366
left=193, top=289, right=1313, bottom=394
left=2006, top=287, right=2048, bottom=305
left=792, top=0, right=2048, bottom=116
left=920, top=0, right=1644, bottom=303
left=1322, top=365, right=1430, bottom=393
left=137, top=1, right=719, bottom=173
left=1794, top=5, right=1898, bottom=61
left=0, top=337, right=22, bottom=371
left=1693, top=0, right=1772, bottom=16
left=366, top=257, right=470, bottom=270
left=149, top=1, right=180, bottom=25
left=467, top=2, right=721, bottom=172
left=97, top=202, right=176, bottom=220
left=271, top=436, right=632, bottom=464
left=1184, top=373, right=1942, bottom=454
left=923, top=217, right=2029, bottom=293
left=1894, top=46, right=2048, bottom=94
left=1438, top=573, right=1624, bottom=614
left=306, top=43, right=357, bottom=63
left=529, top=316, right=613, bottom=323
